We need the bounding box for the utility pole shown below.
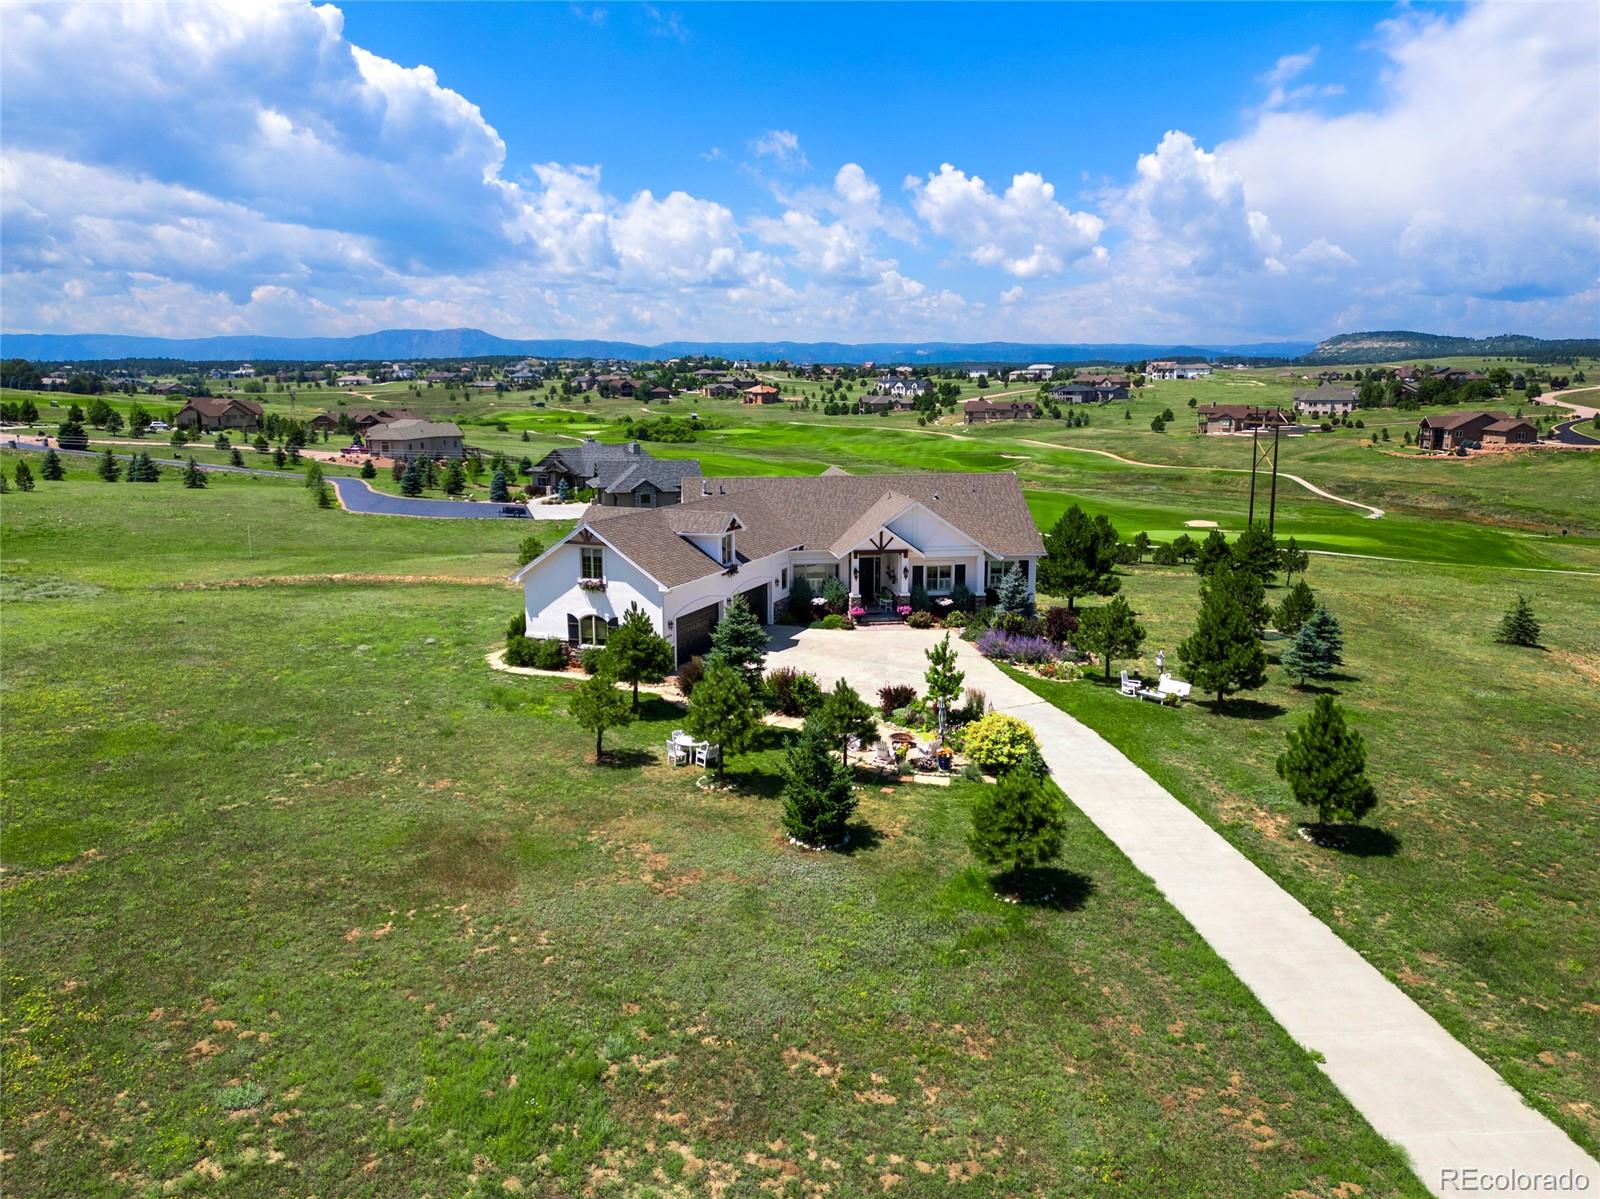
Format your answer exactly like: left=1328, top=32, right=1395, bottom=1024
left=1246, top=419, right=1283, bottom=535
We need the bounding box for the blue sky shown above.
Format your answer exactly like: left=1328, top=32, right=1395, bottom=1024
left=2, top=1, right=1595, bottom=344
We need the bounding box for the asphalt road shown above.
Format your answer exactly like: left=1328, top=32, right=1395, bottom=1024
left=1550, top=417, right=1600, bottom=447
left=5, top=437, right=581, bottom=521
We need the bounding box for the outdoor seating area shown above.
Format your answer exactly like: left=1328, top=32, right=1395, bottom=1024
left=1119, top=669, right=1192, bottom=705
left=666, top=729, right=720, bottom=769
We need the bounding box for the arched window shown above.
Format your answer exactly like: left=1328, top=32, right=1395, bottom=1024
left=577, top=615, right=614, bottom=646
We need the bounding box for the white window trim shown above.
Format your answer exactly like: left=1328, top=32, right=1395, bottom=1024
left=925, top=565, right=955, bottom=594
left=580, top=546, right=604, bottom=579
left=578, top=615, right=610, bottom=646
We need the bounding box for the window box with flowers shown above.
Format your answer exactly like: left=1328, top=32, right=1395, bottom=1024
left=578, top=577, right=608, bottom=592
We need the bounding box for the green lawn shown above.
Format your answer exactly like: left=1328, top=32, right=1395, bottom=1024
left=1018, top=555, right=1600, bottom=1154
left=0, top=474, right=1427, bottom=1196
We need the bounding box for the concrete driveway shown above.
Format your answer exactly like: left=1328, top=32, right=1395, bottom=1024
left=767, top=624, right=1599, bottom=1196
left=328, top=476, right=587, bottom=521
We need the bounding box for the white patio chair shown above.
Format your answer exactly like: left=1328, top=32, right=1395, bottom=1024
left=1118, top=669, right=1141, bottom=697
left=666, top=741, right=689, bottom=766
left=694, top=742, right=720, bottom=768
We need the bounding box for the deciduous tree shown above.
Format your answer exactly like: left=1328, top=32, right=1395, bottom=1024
left=923, top=632, right=966, bottom=710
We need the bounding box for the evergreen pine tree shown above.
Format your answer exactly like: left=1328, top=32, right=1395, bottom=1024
left=967, top=770, right=1067, bottom=895
left=1076, top=595, right=1147, bottom=680
left=780, top=717, right=858, bottom=846
left=273, top=447, right=288, bottom=470
left=1193, top=528, right=1231, bottom=576
left=253, top=433, right=270, bottom=453
left=1038, top=504, right=1121, bottom=609
left=1280, top=606, right=1344, bottom=686
left=817, top=678, right=877, bottom=765
left=1276, top=695, right=1377, bottom=830
left=391, top=458, right=405, bottom=482
left=182, top=457, right=207, bottom=488
left=1273, top=579, right=1317, bottom=635
left=604, top=603, right=675, bottom=710
left=1278, top=537, right=1310, bottom=583
left=923, top=632, right=966, bottom=709
left=13, top=460, right=35, bottom=491
left=229, top=448, right=244, bottom=467
left=785, top=572, right=814, bottom=621
left=442, top=460, right=466, bottom=496
left=1214, top=560, right=1271, bottom=629
left=489, top=470, right=510, bottom=503
left=1230, top=522, right=1281, bottom=584
left=995, top=562, right=1033, bottom=617
left=304, top=460, right=324, bottom=489
left=314, top=481, right=335, bottom=509
left=705, top=595, right=768, bottom=683
left=96, top=447, right=121, bottom=482
left=1495, top=594, right=1541, bottom=647
left=570, top=669, right=634, bottom=763
left=1177, top=567, right=1268, bottom=709
left=359, top=459, right=377, bottom=479
left=400, top=458, right=424, bottom=497
left=40, top=449, right=64, bottom=481
left=1131, top=531, right=1152, bottom=561
left=683, top=661, right=761, bottom=779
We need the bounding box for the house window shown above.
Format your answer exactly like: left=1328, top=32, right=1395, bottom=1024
left=580, top=546, right=604, bottom=579
left=720, top=533, right=735, bottom=565
left=781, top=568, right=788, bottom=589
left=795, top=563, right=836, bottom=587
left=578, top=615, right=611, bottom=646
left=638, top=490, right=654, bottom=507
left=987, top=560, right=1026, bottom=590
left=925, top=565, right=955, bottom=594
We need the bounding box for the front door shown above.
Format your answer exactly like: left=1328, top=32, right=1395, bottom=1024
left=857, top=555, right=880, bottom=600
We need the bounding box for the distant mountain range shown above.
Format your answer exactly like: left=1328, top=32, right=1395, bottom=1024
left=1304, top=330, right=1600, bottom=364
left=3, top=326, right=1593, bottom=366
left=0, top=327, right=1314, bottom=365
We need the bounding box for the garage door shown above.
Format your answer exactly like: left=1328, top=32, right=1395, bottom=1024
left=738, top=583, right=770, bottom=624
left=675, top=602, right=720, bottom=665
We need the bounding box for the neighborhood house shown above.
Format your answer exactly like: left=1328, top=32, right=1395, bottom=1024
left=1293, top=384, right=1360, bottom=416
left=362, top=419, right=465, bottom=460
left=1195, top=404, right=1293, bottom=434
left=964, top=397, right=1038, bottom=423
left=514, top=470, right=1045, bottom=664
left=174, top=396, right=265, bottom=432
left=531, top=439, right=702, bottom=507
left=1416, top=411, right=1537, bottom=451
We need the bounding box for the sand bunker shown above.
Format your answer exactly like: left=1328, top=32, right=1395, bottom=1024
left=1184, top=519, right=1220, bottom=528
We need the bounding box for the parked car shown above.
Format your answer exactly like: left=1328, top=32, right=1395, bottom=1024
left=148, top=420, right=169, bottom=431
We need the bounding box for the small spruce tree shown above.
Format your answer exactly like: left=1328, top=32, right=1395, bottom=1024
left=182, top=457, right=207, bottom=488
left=780, top=717, right=858, bottom=846
left=995, top=563, right=1033, bottom=617
left=13, top=459, right=35, bottom=491
left=1273, top=579, right=1317, bottom=635
left=683, top=660, right=761, bottom=779
left=229, top=448, right=244, bottom=467
left=314, top=481, right=335, bottom=509
left=360, top=458, right=377, bottom=479
left=400, top=459, right=424, bottom=497
left=489, top=470, right=510, bottom=502
left=570, top=669, right=634, bottom=763
left=705, top=595, right=768, bottom=683
left=1280, top=606, right=1344, bottom=686
left=1495, top=594, right=1541, bottom=647
left=96, top=447, right=121, bottom=482
left=967, top=770, right=1067, bottom=896
left=304, top=460, right=324, bottom=489
left=604, top=603, right=675, bottom=710
left=1276, top=695, right=1377, bottom=831
left=40, top=449, right=65, bottom=481
left=1278, top=537, right=1310, bottom=583
left=1038, top=503, right=1121, bottom=609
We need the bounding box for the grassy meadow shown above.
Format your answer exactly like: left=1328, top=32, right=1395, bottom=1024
left=0, top=472, right=1428, bottom=1197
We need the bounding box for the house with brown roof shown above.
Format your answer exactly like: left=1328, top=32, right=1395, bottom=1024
left=741, top=384, right=782, bottom=404
left=174, top=396, right=264, bottom=432
left=1417, top=411, right=1534, bottom=451
left=964, top=398, right=1038, bottom=423
left=1196, top=404, right=1293, bottom=434
left=512, top=471, right=1045, bottom=663
left=362, top=419, right=464, bottom=460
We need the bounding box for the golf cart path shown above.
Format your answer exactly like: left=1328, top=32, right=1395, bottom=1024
left=1014, top=439, right=1386, bottom=518
left=767, top=624, right=1598, bottom=1197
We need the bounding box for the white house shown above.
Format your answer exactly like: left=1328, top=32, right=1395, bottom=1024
left=513, top=471, right=1046, bottom=664
left=1147, top=360, right=1212, bottom=380
left=1009, top=364, right=1056, bottom=382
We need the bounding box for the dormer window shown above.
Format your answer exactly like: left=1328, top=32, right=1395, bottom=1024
left=720, top=533, right=736, bottom=565
left=580, top=546, right=604, bottom=580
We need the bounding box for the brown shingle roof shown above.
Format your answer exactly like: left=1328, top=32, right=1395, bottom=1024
left=559, top=471, right=1044, bottom=590
left=364, top=419, right=462, bottom=441
left=1419, top=410, right=1509, bottom=430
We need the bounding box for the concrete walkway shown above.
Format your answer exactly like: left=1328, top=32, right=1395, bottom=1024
left=767, top=624, right=1599, bottom=1198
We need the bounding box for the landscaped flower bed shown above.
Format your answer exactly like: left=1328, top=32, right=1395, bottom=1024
left=976, top=629, right=1059, bottom=665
